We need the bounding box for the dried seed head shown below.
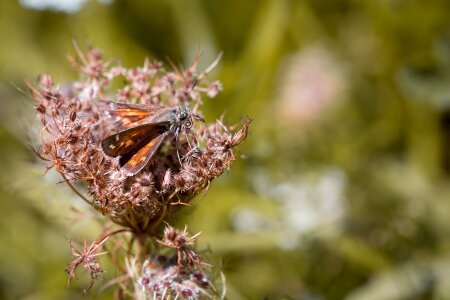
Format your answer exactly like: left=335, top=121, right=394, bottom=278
left=31, top=45, right=250, bottom=233
left=136, top=251, right=217, bottom=299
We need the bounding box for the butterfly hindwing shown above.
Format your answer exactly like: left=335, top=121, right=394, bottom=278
left=101, top=123, right=167, bottom=157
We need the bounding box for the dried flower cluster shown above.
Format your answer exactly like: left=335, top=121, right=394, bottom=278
left=138, top=256, right=212, bottom=299
left=132, top=226, right=217, bottom=299
left=66, top=236, right=110, bottom=294
left=27, top=44, right=249, bottom=297
left=29, top=45, right=249, bottom=233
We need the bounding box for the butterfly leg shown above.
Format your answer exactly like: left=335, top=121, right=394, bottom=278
left=175, top=127, right=182, bottom=166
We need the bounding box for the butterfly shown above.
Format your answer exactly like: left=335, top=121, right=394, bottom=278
left=100, top=100, right=200, bottom=176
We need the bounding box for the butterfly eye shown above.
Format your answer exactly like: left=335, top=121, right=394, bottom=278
left=178, top=106, right=190, bottom=121
left=179, top=113, right=188, bottom=121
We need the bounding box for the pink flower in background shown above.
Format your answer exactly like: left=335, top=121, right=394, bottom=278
left=277, top=45, right=348, bottom=125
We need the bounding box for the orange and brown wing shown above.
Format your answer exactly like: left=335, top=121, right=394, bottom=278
left=101, top=123, right=166, bottom=157
left=122, top=132, right=169, bottom=176
left=99, top=100, right=164, bottom=129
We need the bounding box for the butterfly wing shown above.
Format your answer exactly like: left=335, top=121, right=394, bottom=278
left=121, top=132, right=169, bottom=176
left=101, top=123, right=167, bottom=157
left=100, top=100, right=179, bottom=176
left=99, top=100, right=166, bottom=130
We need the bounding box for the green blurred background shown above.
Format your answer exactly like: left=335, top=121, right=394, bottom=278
left=1, top=0, right=450, bottom=299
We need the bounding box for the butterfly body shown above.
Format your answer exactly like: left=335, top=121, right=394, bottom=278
left=100, top=101, right=195, bottom=176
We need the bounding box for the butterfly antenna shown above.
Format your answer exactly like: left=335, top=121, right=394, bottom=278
left=185, top=130, right=193, bottom=149
left=196, top=52, right=223, bottom=81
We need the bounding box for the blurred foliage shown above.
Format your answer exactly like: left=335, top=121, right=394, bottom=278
left=1, top=0, right=450, bottom=299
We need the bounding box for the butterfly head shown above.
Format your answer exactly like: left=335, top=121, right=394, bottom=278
left=171, top=106, right=192, bottom=131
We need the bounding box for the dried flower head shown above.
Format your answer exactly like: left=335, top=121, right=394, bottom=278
left=134, top=253, right=216, bottom=299
left=66, top=237, right=109, bottom=294
left=29, top=45, right=250, bottom=234
left=27, top=44, right=248, bottom=296
left=157, top=225, right=203, bottom=267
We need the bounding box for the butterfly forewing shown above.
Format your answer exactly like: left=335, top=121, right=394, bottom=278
left=102, top=123, right=167, bottom=157
left=99, top=100, right=166, bottom=130
left=121, top=132, right=169, bottom=176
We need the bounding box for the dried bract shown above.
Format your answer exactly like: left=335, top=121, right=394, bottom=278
left=66, top=237, right=108, bottom=294
left=157, top=225, right=202, bottom=267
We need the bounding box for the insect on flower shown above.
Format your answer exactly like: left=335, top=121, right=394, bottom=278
left=100, top=100, right=203, bottom=176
